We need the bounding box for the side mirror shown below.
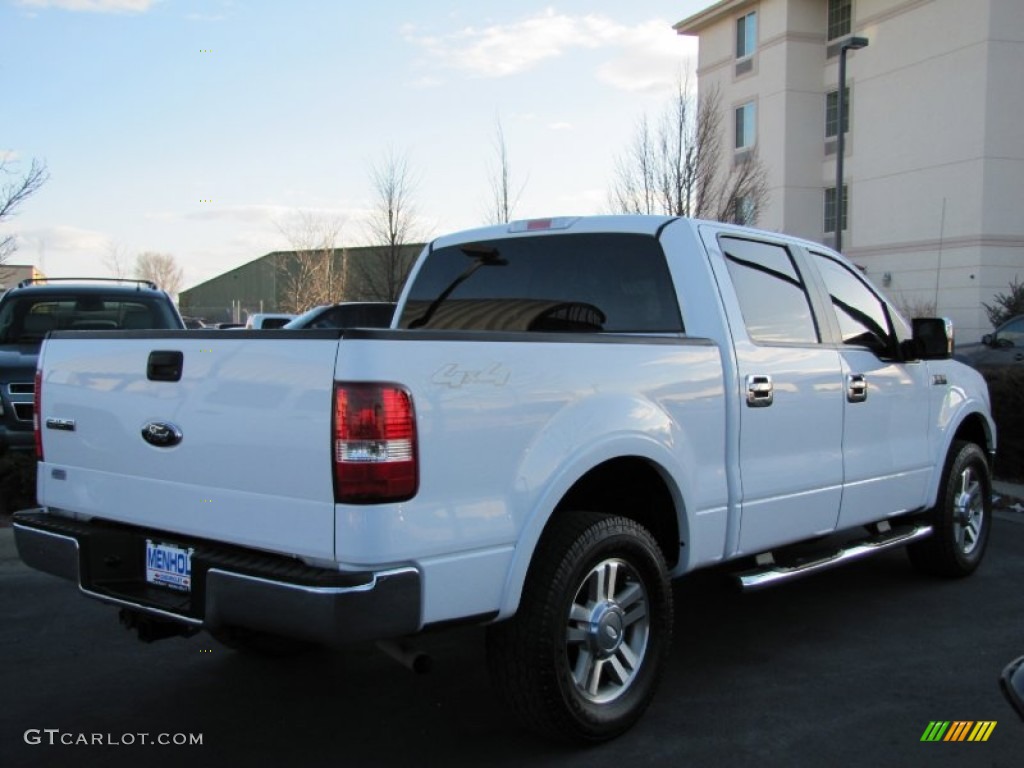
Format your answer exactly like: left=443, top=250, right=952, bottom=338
left=1001, top=655, right=1024, bottom=720
left=910, top=317, right=953, bottom=360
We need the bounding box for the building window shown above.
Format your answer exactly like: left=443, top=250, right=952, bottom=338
left=732, top=195, right=755, bottom=226
left=824, top=186, right=848, bottom=233
left=736, top=11, right=757, bottom=59
left=825, top=87, right=850, bottom=138
left=828, top=0, right=852, bottom=41
left=735, top=102, right=756, bottom=150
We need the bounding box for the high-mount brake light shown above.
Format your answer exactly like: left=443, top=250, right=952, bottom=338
left=33, top=369, right=43, bottom=461
left=507, top=216, right=579, bottom=233
left=333, top=383, right=418, bottom=503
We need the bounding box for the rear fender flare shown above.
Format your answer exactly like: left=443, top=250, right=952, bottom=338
left=495, top=396, right=694, bottom=620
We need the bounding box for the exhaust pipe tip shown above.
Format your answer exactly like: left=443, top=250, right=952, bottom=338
left=376, top=639, right=432, bottom=674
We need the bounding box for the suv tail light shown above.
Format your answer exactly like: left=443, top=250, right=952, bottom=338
left=333, top=383, right=418, bottom=503
left=33, top=369, right=43, bottom=461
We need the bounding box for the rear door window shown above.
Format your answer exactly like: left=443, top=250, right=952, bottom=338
left=720, top=236, right=820, bottom=344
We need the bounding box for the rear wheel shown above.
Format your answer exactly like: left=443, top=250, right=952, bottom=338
left=907, top=441, right=991, bottom=577
left=486, top=511, right=673, bottom=743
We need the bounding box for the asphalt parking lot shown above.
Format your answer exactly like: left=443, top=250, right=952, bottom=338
left=1, top=512, right=1023, bottom=768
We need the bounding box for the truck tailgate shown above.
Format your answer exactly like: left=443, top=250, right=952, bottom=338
left=37, top=332, right=340, bottom=560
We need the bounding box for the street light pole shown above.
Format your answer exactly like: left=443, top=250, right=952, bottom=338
left=834, top=35, right=869, bottom=253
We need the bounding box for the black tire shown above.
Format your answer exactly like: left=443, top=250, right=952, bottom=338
left=207, top=625, right=317, bottom=658
left=907, top=441, right=992, bottom=577
left=486, top=511, right=673, bottom=743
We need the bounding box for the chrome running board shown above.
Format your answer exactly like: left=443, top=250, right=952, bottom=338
left=735, top=523, right=933, bottom=591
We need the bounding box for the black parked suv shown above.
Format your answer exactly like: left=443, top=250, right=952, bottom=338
left=0, top=278, right=184, bottom=452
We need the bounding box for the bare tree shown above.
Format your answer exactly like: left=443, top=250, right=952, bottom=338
left=275, top=211, right=347, bottom=313
left=104, top=242, right=132, bottom=279
left=610, top=113, right=658, bottom=215
left=136, top=252, right=184, bottom=297
left=487, top=117, right=526, bottom=224
left=1, top=156, right=49, bottom=264
left=610, top=78, right=768, bottom=225
left=360, top=149, right=420, bottom=302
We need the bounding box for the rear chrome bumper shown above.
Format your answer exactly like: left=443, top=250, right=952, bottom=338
left=12, top=509, right=422, bottom=646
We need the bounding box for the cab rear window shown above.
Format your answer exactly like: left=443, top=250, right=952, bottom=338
left=399, top=233, right=683, bottom=333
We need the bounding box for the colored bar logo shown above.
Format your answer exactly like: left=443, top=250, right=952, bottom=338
left=920, top=721, right=996, bottom=742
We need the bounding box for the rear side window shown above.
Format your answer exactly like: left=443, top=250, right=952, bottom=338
left=720, top=236, right=819, bottom=344
left=332, top=304, right=396, bottom=328
left=398, top=233, right=683, bottom=333
left=0, top=295, right=180, bottom=344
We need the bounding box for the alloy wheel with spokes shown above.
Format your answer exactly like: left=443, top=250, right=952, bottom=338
left=952, top=465, right=985, bottom=556
left=487, top=511, right=673, bottom=742
left=908, top=440, right=991, bottom=578
left=566, top=557, right=650, bottom=704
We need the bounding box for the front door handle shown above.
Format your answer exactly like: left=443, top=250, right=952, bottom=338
left=847, top=373, right=867, bottom=403
left=746, top=374, right=773, bottom=407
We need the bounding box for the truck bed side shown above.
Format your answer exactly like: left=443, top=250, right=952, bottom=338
left=333, top=329, right=728, bottom=623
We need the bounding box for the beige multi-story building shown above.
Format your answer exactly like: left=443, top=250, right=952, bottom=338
left=676, top=0, right=1024, bottom=340
left=0, top=264, right=45, bottom=292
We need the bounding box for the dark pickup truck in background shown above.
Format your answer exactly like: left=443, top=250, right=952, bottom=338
left=0, top=278, right=184, bottom=453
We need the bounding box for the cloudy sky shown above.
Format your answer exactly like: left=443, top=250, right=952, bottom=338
left=2, top=0, right=704, bottom=291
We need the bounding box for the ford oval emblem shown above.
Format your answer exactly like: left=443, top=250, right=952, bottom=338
left=141, top=422, right=183, bottom=448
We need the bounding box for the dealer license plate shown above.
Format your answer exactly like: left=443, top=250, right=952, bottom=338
left=145, top=539, right=193, bottom=592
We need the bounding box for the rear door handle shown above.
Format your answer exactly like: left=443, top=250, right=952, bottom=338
left=746, top=374, right=773, bottom=407
left=847, top=373, right=867, bottom=403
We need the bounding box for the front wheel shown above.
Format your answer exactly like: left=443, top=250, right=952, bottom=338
left=907, top=441, right=992, bottom=577
left=486, top=511, right=673, bottom=743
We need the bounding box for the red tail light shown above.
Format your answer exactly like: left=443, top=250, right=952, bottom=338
left=333, top=383, right=418, bottom=503
left=33, top=369, right=43, bottom=461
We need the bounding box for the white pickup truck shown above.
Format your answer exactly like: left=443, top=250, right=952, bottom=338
left=14, top=215, right=995, bottom=742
